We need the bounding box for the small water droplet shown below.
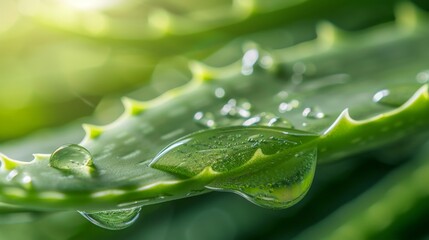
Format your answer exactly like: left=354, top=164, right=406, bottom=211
left=372, top=85, right=418, bottom=107
left=220, top=99, right=252, bottom=118
left=20, top=175, right=32, bottom=189
left=416, top=70, right=429, bottom=83
left=241, top=48, right=259, bottom=75
left=6, top=170, right=18, bottom=182
left=373, top=89, right=390, bottom=103
left=278, top=99, right=299, bottom=113
left=21, top=175, right=31, bottom=185
left=214, top=88, right=226, bottom=98
left=302, top=107, right=325, bottom=119
left=194, top=112, right=216, bottom=128
left=49, top=144, right=94, bottom=172
left=79, top=207, right=141, bottom=230
left=243, top=112, right=293, bottom=128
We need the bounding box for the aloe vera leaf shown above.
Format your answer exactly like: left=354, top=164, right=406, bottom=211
left=0, top=4, right=428, bottom=211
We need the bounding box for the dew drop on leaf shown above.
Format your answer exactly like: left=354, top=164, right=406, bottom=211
left=241, top=48, right=259, bottom=75
left=49, top=144, right=93, bottom=171
left=372, top=89, right=391, bottom=105
left=78, top=207, right=141, bottom=230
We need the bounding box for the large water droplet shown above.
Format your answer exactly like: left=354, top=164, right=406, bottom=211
left=79, top=207, right=141, bottom=230
left=207, top=147, right=317, bottom=209
left=194, top=112, right=217, bottom=128
left=243, top=112, right=293, bottom=128
left=302, top=107, right=326, bottom=119
left=220, top=99, right=252, bottom=118
left=49, top=144, right=94, bottom=172
left=150, top=126, right=318, bottom=179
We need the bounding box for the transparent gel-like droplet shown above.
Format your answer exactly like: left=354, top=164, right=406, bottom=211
left=207, top=148, right=317, bottom=209
left=49, top=144, right=93, bottom=171
left=79, top=207, right=141, bottom=230
left=150, top=126, right=318, bottom=177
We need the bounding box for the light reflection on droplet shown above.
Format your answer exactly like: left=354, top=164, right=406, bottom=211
left=214, top=88, right=226, bottom=98
left=278, top=100, right=300, bottom=113
left=194, top=112, right=216, bottom=128
left=243, top=112, right=293, bottom=128
left=372, top=89, right=390, bottom=103
left=302, top=107, right=325, bottom=119
left=6, top=170, right=18, bottom=182
left=220, top=99, right=252, bottom=118
left=416, top=70, right=429, bottom=83
left=241, top=49, right=259, bottom=75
